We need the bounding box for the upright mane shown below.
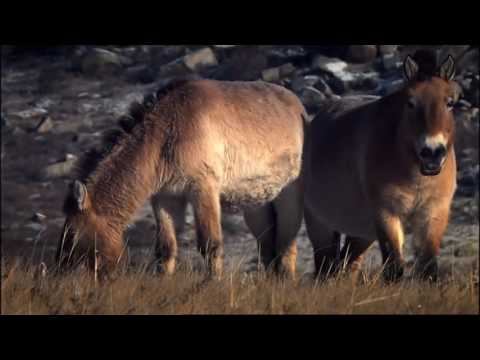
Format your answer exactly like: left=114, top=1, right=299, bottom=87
left=63, top=76, right=198, bottom=215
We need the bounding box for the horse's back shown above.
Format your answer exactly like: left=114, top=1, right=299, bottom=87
left=158, top=79, right=306, bottom=208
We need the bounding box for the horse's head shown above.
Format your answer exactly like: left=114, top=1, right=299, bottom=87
left=57, top=180, right=117, bottom=271
left=401, top=52, right=458, bottom=176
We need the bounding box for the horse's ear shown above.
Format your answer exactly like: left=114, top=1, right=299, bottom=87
left=404, top=55, right=419, bottom=82
left=73, top=180, right=89, bottom=211
left=439, top=55, right=456, bottom=81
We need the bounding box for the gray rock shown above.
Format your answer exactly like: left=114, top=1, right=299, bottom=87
left=183, top=48, right=218, bottom=72
left=311, top=55, right=348, bottom=74
left=327, top=76, right=349, bottom=95
left=11, top=108, right=48, bottom=120
left=378, top=78, right=405, bottom=96
left=290, top=75, right=322, bottom=93
left=261, top=63, right=295, bottom=83
left=81, top=48, right=124, bottom=77
left=34, top=116, right=53, bottom=133
left=381, top=53, right=401, bottom=71
left=31, top=212, right=47, bottom=223
left=313, top=78, right=334, bottom=97
left=378, top=45, right=398, bottom=55
left=299, top=86, right=326, bottom=112
left=25, top=222, right=45, bottom=232
left=12, top=126, right=27, bottom=135
left=458, top=99, right=472, bottom=110
left=346, top=45, right=377, bottom=63
left=149, top=46, right=186, bottom=65
left=39, top=157, right=78, bottom=180
left=125, top=65, right=156, bottom=84
left=213, top=46, right=268, bottom=81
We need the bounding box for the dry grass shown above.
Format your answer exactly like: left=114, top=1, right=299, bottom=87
left=1, top=258, right=478, bottom=315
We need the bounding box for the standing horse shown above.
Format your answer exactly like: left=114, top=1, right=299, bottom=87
left=56, top=79, right=306, bottom=279
left=303, top=52, right=458, bottom=281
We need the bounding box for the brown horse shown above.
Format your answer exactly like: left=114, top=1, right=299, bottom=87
left=303, top=52, right=458, bottom=281
left=56, top=78, right=306, bottom=279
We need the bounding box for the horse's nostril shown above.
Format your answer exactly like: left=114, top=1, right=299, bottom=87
left=420, top=147, right=433, bottom=159
left=434, top=145, right=447, bottom=158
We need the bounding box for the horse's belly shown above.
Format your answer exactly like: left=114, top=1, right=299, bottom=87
left=221, top=151, right=302, bottom=210
left=305, top=184, right=376, bottom=239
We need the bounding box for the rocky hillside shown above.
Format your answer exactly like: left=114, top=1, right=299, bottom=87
left=1, top=45, right=478, bottom=275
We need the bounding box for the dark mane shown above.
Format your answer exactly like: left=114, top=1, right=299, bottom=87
left=63, top=76, right=198, bottom=214
left=412, top=49, right=440, bottom=81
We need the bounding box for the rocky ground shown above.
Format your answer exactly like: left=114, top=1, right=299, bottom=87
left=1, top=45, right=478, bottom=278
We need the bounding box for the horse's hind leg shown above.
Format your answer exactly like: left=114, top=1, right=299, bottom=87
left=190, top=181, right=223, bottom=278
left=304, top=206, right=339, bottom=279
left=151, top=193, right=186, bottom=275
left=244, top=204, right=276, bottom=273
left=272, top=179, right=303, bottom=279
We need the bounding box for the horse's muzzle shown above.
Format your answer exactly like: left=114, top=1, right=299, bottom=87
left=420, top=162, right=442, bottom=176
left=418, top=144, right=446, bottom=176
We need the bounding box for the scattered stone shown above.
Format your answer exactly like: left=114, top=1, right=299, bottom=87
left=362, top=77, right=379, bottom=91
left=183, top=47, right=218, bottom=72
left=290, top=75, right=322, bottom=93
left=313, top=78, right=334, bottom=97
left=125, top=64, right=156, bottom=84
left=377, top=78, right=405, bottom=96
left=346, top=45, right=377, bottom=63
left=34, top=116, right=53, bottom=133
left=458, top=99, right=472, bottom=110
left=381, top=53, right=401, bottom=71
left=311, top=55, right=348, bottom=74
left=65, top=153, right=77, bottom=161
left=261, top=63, right=295, bottom=82
left=31, top=212, right=47, bottom=222
left=11, top=108, right=48, bottom=120
left=299, top=86, right=326, bottom=112
left=29, top=194, right=41, bottom=200
left=81, top=48, right=124, bottom=77
left=149, top=46, right=187, bottom=65
left=213, top=46, right=268, bottom=81
left=39, top=158, right=78, bottom=180
left=12, top=126, right=27, bottom=135
left=34, top=98, right=55, bottom=109
left=25, top=222, right=45, bottom=232
left=378, top=45, right=398, bottom=55
left=327, top=75, right=349, bottom=95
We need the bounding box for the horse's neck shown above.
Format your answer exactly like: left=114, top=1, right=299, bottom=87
left=87, top=140, right=160, bottom=229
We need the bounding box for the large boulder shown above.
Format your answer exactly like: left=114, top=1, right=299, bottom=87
left=346, top=45, right=378, bottom=63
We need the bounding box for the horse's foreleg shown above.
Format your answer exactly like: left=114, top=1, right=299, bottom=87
left=375, top=212, right=405, bottom=282
left=151, top=193, right=186, bottom=275
left=412, top=206, right=449, bottom=281
left=304, top=206, right=340, bottom=279
left=191, top=181, right=223, bottom=278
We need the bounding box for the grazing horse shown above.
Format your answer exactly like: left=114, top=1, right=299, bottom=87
left=56, top=79, right=306, bottom=279
left=303, top=52, right=458, bottom=281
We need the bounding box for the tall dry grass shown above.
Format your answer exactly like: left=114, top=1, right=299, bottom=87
left=1, top=257, right=478, bottom=315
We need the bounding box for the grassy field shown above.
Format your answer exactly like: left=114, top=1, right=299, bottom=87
left=2, top=259, right=478, bottom=315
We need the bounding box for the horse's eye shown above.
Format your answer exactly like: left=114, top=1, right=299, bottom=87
left=446, top=97, right=455, bottom=111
